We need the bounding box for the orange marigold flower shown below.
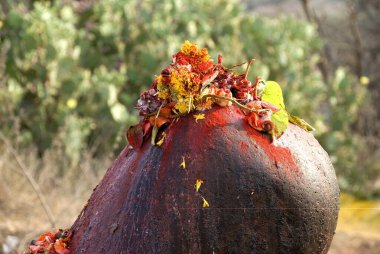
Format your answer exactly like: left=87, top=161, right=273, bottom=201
left=54, top=239, right=70, bottom=254
left=176, top=41, right=212, bottom=70
left=174, top=97, right=192, bottom=114
left=28, top=230, right=71, bottom=254
left=196, top=60, right=214, bottom=73
left=157, top=81, right=170, bottom=100
left=170, top=68, right=201, bottom=97
left=174, top=52, right=189, bottom=65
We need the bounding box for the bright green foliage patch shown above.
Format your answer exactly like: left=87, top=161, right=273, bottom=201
left=261, top=81, right=286, bottom=109
left=261, top=81, right=288, bottom=137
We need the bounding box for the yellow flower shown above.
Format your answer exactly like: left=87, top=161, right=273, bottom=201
left=66, top=98, right=77, bottom=109
left=193, top=113, right=206, bottom=123
left=180, top=40, right=197, bottom=55
left=175, top=98, right=191, bottom=114
left=202, top=197, right=209, bottom=207
left=194, top=179, right=203, bottom=192
left=157, top=82, right=170, bottom=99
left=170, top=68, right=195, bottom=96
left=360, top=76, right=370, bottom=86
left=180, top=41, right=210, bottom=63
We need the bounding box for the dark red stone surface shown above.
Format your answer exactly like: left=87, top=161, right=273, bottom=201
left=69, top=105, right=339, bottom=253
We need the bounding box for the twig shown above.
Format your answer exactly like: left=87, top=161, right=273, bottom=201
left=201, top=94, right=270, bottom=114
left=0, top=132, right=56, bottom=228
left=144, top=112, right=186, bottom=118
left=144, top=94, right=270, bottom=119
left=151, top=104, right=163, bottom=145
left=244, top=59, right=255, bottom=79
left=299, top=0, right=332, bottom=83
left=225, top=58, right=255, bottom=71
left=300, top=0, right=312, bottom=22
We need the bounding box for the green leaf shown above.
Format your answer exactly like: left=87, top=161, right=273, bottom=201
left=261, top=81, right=288, bottom=137
left=271, top=109, right=289, bottom=138
left=261, top=81, right=285, bottom=109
left=151, top=124, right=158, bottom=146
left=288, top=114, right=315, bottom=132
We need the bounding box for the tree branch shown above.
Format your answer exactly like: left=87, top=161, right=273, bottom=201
left=348, top=3, right=363, bottom=78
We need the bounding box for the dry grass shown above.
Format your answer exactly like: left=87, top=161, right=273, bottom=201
left=0, top=142, right=112, bottom=253
left=337, top=193, right=380, bottom=237
left=329, top=193, right=380, bottom=254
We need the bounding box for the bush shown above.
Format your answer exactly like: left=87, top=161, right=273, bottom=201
left=0, top=0, right=367, bottom=194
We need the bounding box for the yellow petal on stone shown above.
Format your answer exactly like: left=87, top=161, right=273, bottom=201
left=202, top=197, right=209, bottom=208
left=180, top=156, right=186, bottom=169
left=193, top=113, right=206, bottom=123
left=194, top=179, right=203, bottom=192
left=156, top=132, right=166, bottom=146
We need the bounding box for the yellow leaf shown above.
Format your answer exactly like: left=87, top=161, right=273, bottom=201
left=261, top=81, right=285, bottom=109
left=202, top=197, right=209, bottom=207
left=194, top=179, right=203, bottom=192
left=180, top=156, right=186, bottom=169
left=156, top=132, right=167, bottom=146
left=193, top=113, right=206, bottom=122
left=261, top=81, right=289, bottom=137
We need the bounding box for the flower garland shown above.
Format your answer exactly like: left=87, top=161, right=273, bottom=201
left=129, top=41, right=313, bottom=148
left=26, top=229, right=71, bottom=254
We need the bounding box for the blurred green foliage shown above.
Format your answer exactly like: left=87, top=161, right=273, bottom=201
left=0, top=0, right=368, bottom=194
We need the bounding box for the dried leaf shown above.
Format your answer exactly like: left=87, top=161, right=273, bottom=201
left=160, top=107, right=172, bottom=115
left=247, top=111, right=273, bottom=133
left=180, top=156, right=186, bottom=169
left=126, top=124, right=143, bottom=149
left=141, top=120, right=152, bottom=138
left=193, top=113, right=206, bottom=122
left=201, top=71, right=219, bottom=87
left=149, top=115, right=170, bottom=128
left=202, top=197, right=209, bottom=207
left=194, top=179, right=203, bottom=192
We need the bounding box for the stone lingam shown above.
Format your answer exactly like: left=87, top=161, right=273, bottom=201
left=69, top=106, right=339, bottom=254
left=27, top=41, right=339, bottom=254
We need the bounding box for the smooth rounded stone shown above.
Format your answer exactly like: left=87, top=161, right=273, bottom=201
left=69, top=105, right=339, bottom=254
